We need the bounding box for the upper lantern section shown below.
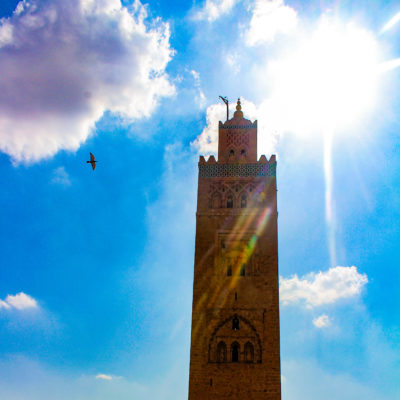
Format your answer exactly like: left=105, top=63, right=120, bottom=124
left=218, top=99, right=258, bottom=163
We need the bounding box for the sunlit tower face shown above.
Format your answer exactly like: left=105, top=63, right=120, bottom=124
left=268, top=17, right=380, bottom=135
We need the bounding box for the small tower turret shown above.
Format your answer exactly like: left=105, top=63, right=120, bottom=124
left=218, top=98, right=258, bottom=163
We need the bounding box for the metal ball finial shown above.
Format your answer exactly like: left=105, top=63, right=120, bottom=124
left=236, top=98, right=241, bottom=111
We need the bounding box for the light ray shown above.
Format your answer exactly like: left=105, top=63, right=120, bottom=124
left=323, top=129, right=337, bottom=269
left=378, top=58, right=400, bottom=73
left=190, top=189, right=274, bottom=341
left=381, top=11, right=400, bottom=34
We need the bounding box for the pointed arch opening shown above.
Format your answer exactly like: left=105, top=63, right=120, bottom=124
left=210, top=192, right=222, bottom=209
left=226, top=194, right=234, bottom=208
left=231, top=342, right=240, bottom=362
left=241, top=194, right=247, bottom=208
left=217, top=341, right=227, bottom=363
left=244, top=341, right=254, bottom=363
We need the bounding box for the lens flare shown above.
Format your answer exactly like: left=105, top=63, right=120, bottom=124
left=190, top=180, right=275, bottom=341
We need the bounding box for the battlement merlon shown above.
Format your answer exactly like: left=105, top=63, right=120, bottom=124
left=198, top=154, right=276, bottom=164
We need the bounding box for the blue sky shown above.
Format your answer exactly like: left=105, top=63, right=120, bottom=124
left=0, top=0, right=400, bottom=399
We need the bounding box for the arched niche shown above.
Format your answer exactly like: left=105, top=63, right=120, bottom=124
left=208, top=314, right=262, bottom=363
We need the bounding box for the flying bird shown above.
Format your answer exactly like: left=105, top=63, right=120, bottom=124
left=86, top=152, right=98, bottom=170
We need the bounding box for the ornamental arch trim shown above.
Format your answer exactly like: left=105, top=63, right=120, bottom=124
left=208, top=314, right=262, bottom=363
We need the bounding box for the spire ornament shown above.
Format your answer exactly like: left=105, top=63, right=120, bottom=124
left=234, top=97, right=243, bottom=118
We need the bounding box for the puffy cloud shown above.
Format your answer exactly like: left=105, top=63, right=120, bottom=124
left=51, top=166, right=71, bottom=186
left=193, top=0, right=238, bottom=22
left=190, top=98, right=278, bottom=158
left=280, top=266, right=368, bottom=308
left=245, top=0, right=297, bottom=46
left=1, top=292, right=38, bottom=310
left=190, top=102, right=225, bottom=157
left=313, top=314, right=331, bottom=328
left=0, top=0, right=174, bottom=163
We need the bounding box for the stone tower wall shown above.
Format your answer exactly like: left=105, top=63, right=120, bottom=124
left=188, top=100, right=281, bottom=400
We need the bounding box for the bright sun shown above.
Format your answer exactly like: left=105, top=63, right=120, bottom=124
left=268, top=17, right=380, bottom=135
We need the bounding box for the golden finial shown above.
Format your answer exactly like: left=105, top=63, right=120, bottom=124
left=236, top=98, right=241, bottom=111
left=233, top=97, right=243, bottom=118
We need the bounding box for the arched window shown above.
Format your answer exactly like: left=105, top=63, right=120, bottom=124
left=227, top=265, right=232, bottom=276
left=241, top=194, right=247, bottom=208
left=227, top=195, right=233, bottom=208
left=244, top=342, right=254, bottom=362
left=240, top=264, right=246, bottom=276
left=231, top=342, right=240, bottom=363
left=232, top=315, right=239, bottom=330
left=211, top=193, right=221, bottom=208
left=241, top=149, right=246, bottom=156
left=229, top=149, right=235, bottom=156
left=217, top=341, right=227, bottom=362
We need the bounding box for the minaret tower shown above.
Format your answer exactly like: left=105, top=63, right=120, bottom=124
left=188, top=99, right=281, bottom=399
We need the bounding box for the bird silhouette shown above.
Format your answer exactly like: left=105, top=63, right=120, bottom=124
left=86, top=152, right=98, bottom=170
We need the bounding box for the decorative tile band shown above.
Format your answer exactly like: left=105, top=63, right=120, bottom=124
left=220, top=125, right=256, bottom=129
left=199, top=163, right=276, bottom=178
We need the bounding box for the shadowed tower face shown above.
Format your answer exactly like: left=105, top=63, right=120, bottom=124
left=188, top=99, right=281, bottom=399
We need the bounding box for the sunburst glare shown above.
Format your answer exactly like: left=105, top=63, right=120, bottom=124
left=267, top=16, right=384, bottom=267
left=268, top=17, right=380, bottom=134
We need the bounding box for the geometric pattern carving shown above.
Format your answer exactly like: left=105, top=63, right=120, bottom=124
left=226, top=132, right=249, bottom=147
left=207, top=181, right=266, bottom=209
left=199, top=163, right=276, bottom=178
left=220, top=124, right=256, bottom=130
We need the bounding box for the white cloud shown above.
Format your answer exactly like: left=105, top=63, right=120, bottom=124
left=0, top=0, right=174, bottom=164
left=313, top=314, right=331, bottom=328
left=282, top=359, right=396, bottom=400
left=280, top=266, right=368, bottom=308
left=1, top=292, right=38, bottom=310
left=194, top=0, right=238, bottom=22
left=0, top=299, right=11, bottom=310
left=0, top=19, right=14, bottom=46
left=190, top=102, right=225, bottom=157
left=0, top=354, right=192, bottom=400
left=51, top=166, right=71, bottom=186
left=190, top=98, right=278, bottom=158
left=95, top=374, right=113, bottom=381
left=190, top=70, right=206, bottom=107
left=245, top=0, right=297, bottom=46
